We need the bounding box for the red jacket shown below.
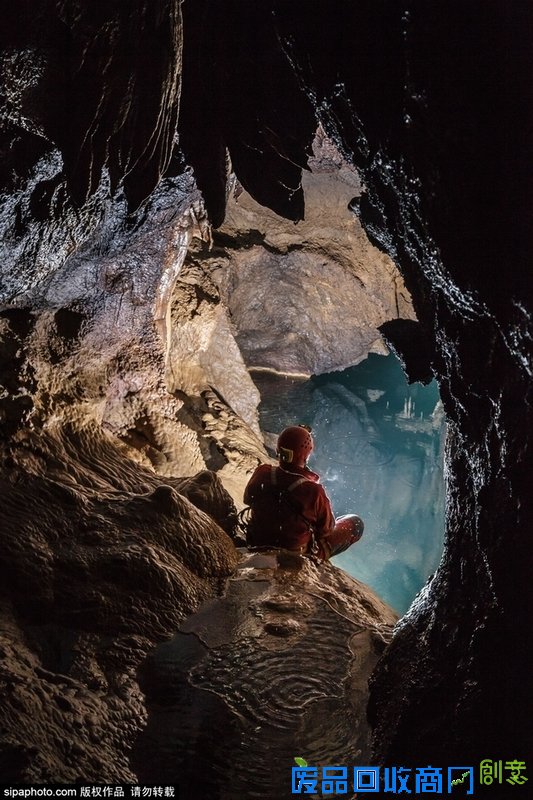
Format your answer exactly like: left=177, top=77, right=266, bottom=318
left=243, top=463, right=335, bottom=554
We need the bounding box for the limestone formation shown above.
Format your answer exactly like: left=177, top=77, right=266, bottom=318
left=1, top=420, right=238, bottom=782
left=183, top=131, right=414, bottom=377
left=0, top=0, right=531, bottom=788
left=134, top=551, right=397, bottom=799
left=0, top=166, right=268, bottom=491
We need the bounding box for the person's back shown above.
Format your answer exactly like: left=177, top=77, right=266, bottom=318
left=243, top=425, right=364, bottom=560
left=244, top=462, right=334, bottom=554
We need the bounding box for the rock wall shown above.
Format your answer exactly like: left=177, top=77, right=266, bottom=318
left=268, top=2, right=532, bottom=766
left=1, top=420, right=238, bottom=782
left=212, top=131, right=414, bottom=375
left=1, top=5, right=268, bottom=777
left=178, top=0, right=532, bottom=766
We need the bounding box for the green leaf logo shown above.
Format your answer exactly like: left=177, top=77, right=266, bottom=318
left=294, top=757, right=308, bottom=767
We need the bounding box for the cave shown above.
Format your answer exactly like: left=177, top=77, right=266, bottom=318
left=1, top=2, right=531, bottom=798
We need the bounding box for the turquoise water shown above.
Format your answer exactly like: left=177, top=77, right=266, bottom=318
left=252, top=353, right=446, bottom=614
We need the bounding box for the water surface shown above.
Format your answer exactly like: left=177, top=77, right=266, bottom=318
left=252, top=353, right=446, bottom=614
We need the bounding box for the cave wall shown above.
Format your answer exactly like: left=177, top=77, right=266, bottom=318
left=0, top=420, right=239, bottom=782
left=0, top=0, right=532, bottom=782
left=180, top=0, right=533, bottom=761
left=200, top=130, right=414, bottom=376
left=0, top=2, right=264, bottom=781
left=266, top=1, right=532, bottom=764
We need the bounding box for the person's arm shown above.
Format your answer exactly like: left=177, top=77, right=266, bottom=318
left=313, top=486, right=336, bottom=559
left=243, top=465, right=266, bottom=505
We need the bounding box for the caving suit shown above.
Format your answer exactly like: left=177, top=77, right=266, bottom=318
left=244, top=463, right=361, bottom=560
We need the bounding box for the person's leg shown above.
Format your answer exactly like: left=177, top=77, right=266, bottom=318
left=325, top=514, right=364, bottom=558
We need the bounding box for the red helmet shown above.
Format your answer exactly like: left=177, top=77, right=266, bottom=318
left=277, top=425, right=314, bottom=467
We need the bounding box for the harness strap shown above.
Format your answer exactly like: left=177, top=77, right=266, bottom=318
left=287, top=476, right=309, bottom=492
left=244, top=466, right=319, bottom=555
left=270, top=468, right=311, bottom=493
left=268, top=468, right=316, bottom=536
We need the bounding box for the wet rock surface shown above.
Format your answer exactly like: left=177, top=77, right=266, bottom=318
left=134, top=551, right=397, bottom=799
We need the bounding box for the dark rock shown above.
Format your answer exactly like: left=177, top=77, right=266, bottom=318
left=269, top=0, right=533, bottom=766
left=179, top=0, right=316, bottom=226
left=1, top=1, right=182, bottom=210
left=379, top=318, right=434, bottom=385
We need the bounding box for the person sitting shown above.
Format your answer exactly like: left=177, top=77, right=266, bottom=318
left=243, top=424, right=363, bottom=560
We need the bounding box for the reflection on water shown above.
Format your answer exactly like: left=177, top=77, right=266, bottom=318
left=252, top=353, right=446, bottom=614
